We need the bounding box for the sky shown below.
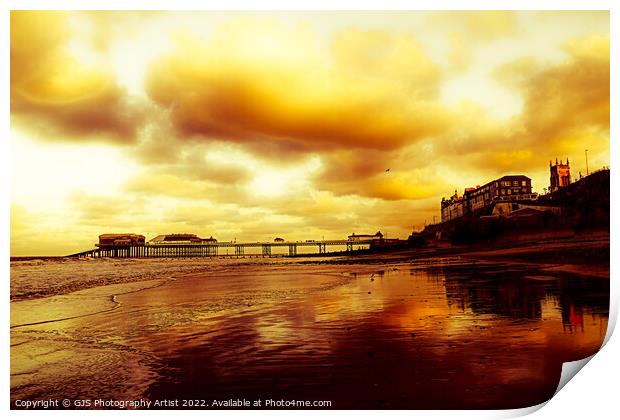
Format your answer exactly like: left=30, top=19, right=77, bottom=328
left=9, top=10, right=610, bottom=256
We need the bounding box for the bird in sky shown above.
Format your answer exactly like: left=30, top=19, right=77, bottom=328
left=385, top=168, right=390, bottom=172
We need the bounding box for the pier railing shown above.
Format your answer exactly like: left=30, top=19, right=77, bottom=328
left=67, top=239, right=374, bottom=258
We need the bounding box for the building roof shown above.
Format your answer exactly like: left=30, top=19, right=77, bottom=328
left=349, top=231, right=383, bottom=238
left=464, top=175, right=532, bottom=195
left=497, top=175, right=532, bottom=181
left=99, top=233, right=143, bottom=238
left=149, top=234, right=217, bottom=243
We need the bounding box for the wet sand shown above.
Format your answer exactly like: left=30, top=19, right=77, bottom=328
left=10, top=241, right=609, bottom=409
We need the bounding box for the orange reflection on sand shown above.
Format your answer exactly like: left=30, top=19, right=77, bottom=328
left=11, top=260, right=608, bottom=409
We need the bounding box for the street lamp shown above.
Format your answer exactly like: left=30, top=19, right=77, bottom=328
left=585, top=149, right=589, bottom=176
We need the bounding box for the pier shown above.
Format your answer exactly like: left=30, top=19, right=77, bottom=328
left=67, top=239, right=373, bottom=259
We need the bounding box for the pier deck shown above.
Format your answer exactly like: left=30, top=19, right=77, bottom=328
left=67, top=240, right=373, bottom=258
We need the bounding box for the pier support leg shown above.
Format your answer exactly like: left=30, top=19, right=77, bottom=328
left=262, top=245, right=271, bottom=257
left=235, top=245, right=244, bottom=257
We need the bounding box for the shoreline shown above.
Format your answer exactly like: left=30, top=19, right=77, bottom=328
left=10, top=234, right=609, bottom=302
left=11, top=252, right=609, bottom=409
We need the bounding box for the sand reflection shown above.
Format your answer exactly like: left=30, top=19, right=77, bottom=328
left=11, top=260, right=608, bottom=409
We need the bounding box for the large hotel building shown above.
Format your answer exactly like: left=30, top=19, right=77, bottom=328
left=441, top=175, right=535, bottom=223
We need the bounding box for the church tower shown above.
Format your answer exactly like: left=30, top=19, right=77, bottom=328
left=549, top=157, right=571, bottom=192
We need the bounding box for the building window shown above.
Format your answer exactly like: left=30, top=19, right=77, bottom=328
left=507, top=189, right=512, bottom=194
left=501, top=189, right=505, bottom=195
left=521, top=180, right=527, bottom=186
left=513, top=181, right=518, bottom=186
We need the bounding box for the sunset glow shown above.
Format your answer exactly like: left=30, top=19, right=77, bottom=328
left=10, top=11, right=610, bottom=256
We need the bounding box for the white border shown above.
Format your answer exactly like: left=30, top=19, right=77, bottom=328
left=2, top=2, right=616, bottom=419
left=0, top=0, right=614, bottom=11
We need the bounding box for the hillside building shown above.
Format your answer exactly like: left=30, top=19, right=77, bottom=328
left=441, top=175, right=535, bottom=222
left=441, top=191, right=465, bottom=222
left=549, top=158, right=571, bottom=192
left=97, top=233, right=145, bottom=247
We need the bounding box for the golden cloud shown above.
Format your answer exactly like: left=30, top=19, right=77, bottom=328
left=322, top=169, right=446, bottom=201
left=146, top=19, right=449, bottom=152
left=10, top=11, right=145, bottom=142
left=69, top=191, right=141, bottom=222
left=123, top=173, right=214, bottom=199
left=11, top=204, right=96, bottom=256
left=521, top=34, right=610, bottom=141
left=437, top=33, right=609, bottom=179
left=78, top=11, right=163, bottom=52
left=314, top=147, right=448, bottom=201
left=431, top=11, right=518, bottom=41
left=280, top=192, right=437, bottom=234
left=447, top=33, right=473, bottom=73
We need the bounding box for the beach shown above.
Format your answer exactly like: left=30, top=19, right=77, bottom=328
left=10, top=237, right=610, bottom=409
